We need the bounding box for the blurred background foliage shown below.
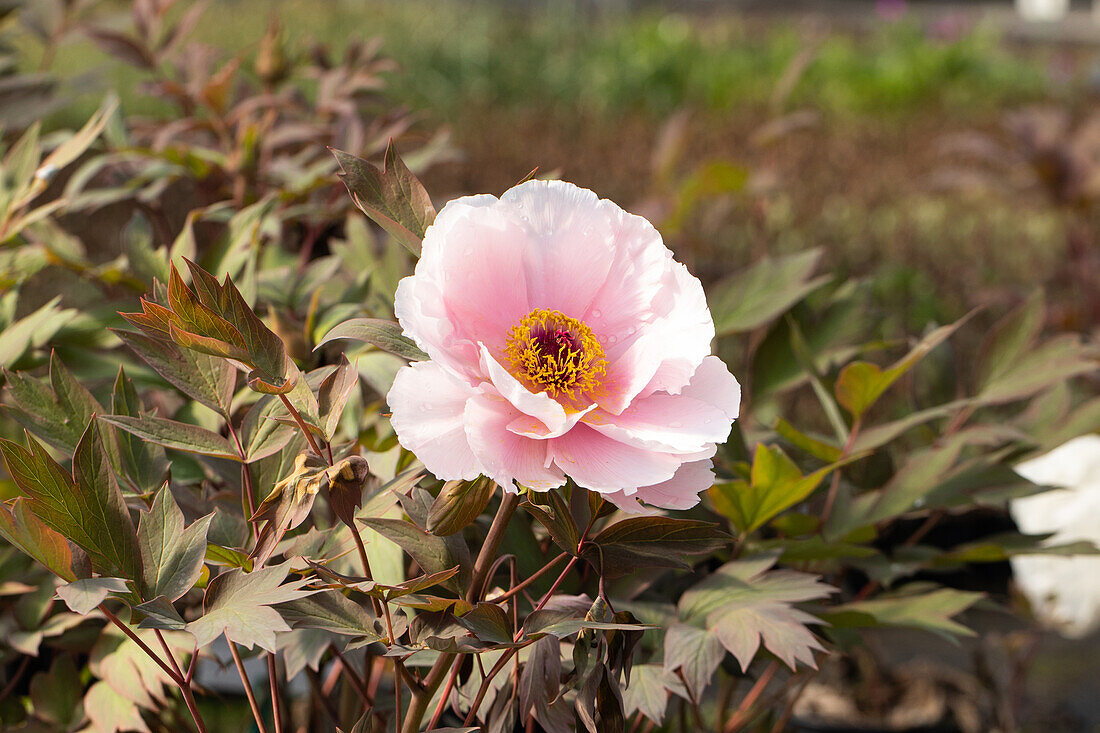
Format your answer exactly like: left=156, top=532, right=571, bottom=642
left=0, top=0, right=1098, bottom=732
left=13, top=0, right=1096, bottom=335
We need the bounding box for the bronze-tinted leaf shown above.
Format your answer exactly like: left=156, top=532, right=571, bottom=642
left=584, top=517, right=730, bottom=576
left=427, top=477, right=495, bottom=537
left=331, top=142, right=436, bottom=256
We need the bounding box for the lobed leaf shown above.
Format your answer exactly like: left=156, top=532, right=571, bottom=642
left=710, top=444, right=864, bottom=533
left=112, top=328, right=235, bottom=416
left=277, top=589, right=384, bottom=641
left=188, top=564, right=314, bottom=652
left=137, top=485, right=213, bottom=602
left=679, top=555, right=833, bottom=671
left=111, top=368, right=169, bottom=494
left=57, top=577, right=130, bottom=615
left=0, top=499, right=83, bottom=582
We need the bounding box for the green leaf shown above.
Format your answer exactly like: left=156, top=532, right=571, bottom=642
left=585, top=517, right=731, bottom=576
left=709, top=249, right=831, bottom=336
left=138, top=485, right=213, bottom=602
left=112, top=328, right=235, bottom=416
left=317, top=317, right=429, bottom=361
left=0, top=297, right=75, bottom=369
left=1, top=368, right=75, bottom=452
left=0, top=498, right=83, bottom=582
left=975, top=290, right=1044, bottom=393
left=205, top=544, right=253, bottom=570
left=822, top=586, right=981, bottom=639
left=622, top=664, right=685, bottom=725
left=135, top=596, right=188, bottom=631
left=239, top=396, right=295, bottom=463
left=850, top=401, right=965, bottom=454
left=427, top=477, right=495, bottom=536
left=111, top=368, right=169, bottom=493
left=865, top=440, right=965, bottom=524
left=57, top=577, right=130, bottom=615
left=976, top=334, right=1098, bottom=406
left=663, top=624, right=725, bottom=698
left=2, top=353, right=114, bottom=461
left=835, top=313, right=973, bottom=418
left=183, top=259, right=288, bottom=382
left=375, top=566, right=461, bottom=600
left=316, top=355, right=359, bottom=440
left=29, top=655, right=81, bottom=727
left=358, top=517, right=464, bottom=592
left=187, top=565, right=314, bottom=652
left=709, top=444, right=864, bottom=533
left=932, top=532, right=1099, bottom=565
left=71, top=421, right=142, bottom=579
left=774, top=417, right=841, bottom=462
left=100, top=414, right=240, bottom=461
left=40, top=94, right=117, bottom=172
left=457, top=602, right=513, bottom=644
left=84, top=682, right=147, bottom=733
left=679, top=556, right=833, bottom=671
left=331, top=143, right=436, bottom=256
left=277, top=590, right=384, bottom=641
left=167, top=265, right=250, bottom=358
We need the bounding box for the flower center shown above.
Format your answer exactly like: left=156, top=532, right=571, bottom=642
left=504, top=309, right=606, bottom=399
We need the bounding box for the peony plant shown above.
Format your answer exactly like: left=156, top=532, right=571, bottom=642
left=0, top=131, right=1096, bottom=733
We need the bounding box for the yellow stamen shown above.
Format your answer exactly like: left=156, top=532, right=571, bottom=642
left=504, top=309, right=606, bottom=399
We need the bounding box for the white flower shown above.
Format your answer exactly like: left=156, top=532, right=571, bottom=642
left=1010, top=434, right=1100, bottom=638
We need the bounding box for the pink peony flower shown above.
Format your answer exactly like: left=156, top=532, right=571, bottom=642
left=387, top=180, right=740, bottom=512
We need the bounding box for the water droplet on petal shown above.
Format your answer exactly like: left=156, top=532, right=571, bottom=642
left=591, top=309, right=602, bottom=318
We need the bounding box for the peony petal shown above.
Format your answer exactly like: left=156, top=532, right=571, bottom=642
left=394, top=276, right=480, bottom=382
left=464, top=392, right=565, bottom=492
left=631, top=460, right=716, bottom=510
left=677, top=355, right=742, bottom=421
left=637, top=262, right=715, bottom=396
left=387, top=362, right=480, bottom=481
left=479, top=344, right=570, bottom=434
left=549, top=424, right=682, bottom=494
left=601, top=491, right=661, bottom=515
left=501, top=180, right=619, bottom=316
left=583, top=392, right=730, bottom=453
left=507, top=403, right=596, bottom=440
left=596, top=259, right=714, bottom=414
left=396, top=200, right=532, bottom=368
